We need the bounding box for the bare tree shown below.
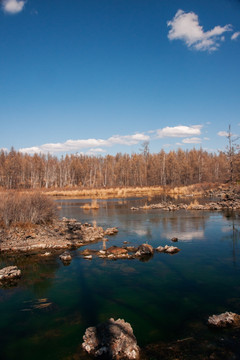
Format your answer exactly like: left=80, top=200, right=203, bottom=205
left=225, top=125, right=239, bottom=182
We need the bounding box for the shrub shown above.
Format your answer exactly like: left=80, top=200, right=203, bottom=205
left=0, top=192, right=57, bottom=227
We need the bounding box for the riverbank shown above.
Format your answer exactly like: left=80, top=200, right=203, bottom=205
left=131, top=185, right=240, bottom=211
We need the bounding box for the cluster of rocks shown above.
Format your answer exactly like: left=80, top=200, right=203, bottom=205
left=0, top=218, right=118, bottom=253
left=131, top=198, right=240, bottom=211
left=82, top=318, right=140, bottom=359
left=206, top=186, right=240, bottom=200
left=0, top=266, right=21, bottom=283
left=80, top=243, right=180, bottom=260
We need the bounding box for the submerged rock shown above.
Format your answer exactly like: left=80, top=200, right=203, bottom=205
left=171, top=237, right=178, bottom=242
left=156, top=245, right=180, bottom=254
left=82, top=318, right=140, bottom=359
left=208, top=312, right=240, bottom=328
left=0, top=266, right=21, bottom=281
left=135, top=244, right=154, bottom=257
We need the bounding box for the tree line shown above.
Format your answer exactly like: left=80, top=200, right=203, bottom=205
left=0, top=146, right=239, bottom=190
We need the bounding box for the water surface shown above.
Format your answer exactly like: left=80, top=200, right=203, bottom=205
left=0, top=197, right=240, bottom=359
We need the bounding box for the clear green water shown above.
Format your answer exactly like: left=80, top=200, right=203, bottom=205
left=0, top=197, right=240, bottom=359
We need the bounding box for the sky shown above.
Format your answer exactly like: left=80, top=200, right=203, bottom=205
left=0, top=0, right=240, bottom=156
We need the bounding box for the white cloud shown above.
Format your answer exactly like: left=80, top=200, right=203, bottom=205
left=156, top=125, right=202, bottom=138
left=19, top=132, right=150, bottom=154
left=204, top=137, right=210, bottom=140
left=86, top=148, right=106, bottom=155
left=182, top=137, right=202, bottom=144
left=218, top=131, right=228, bottom=137
left=0, top=147, right=8, bottom=152
left=231, top=32, right=240, bottom=40
left=167, top=9, right=232, bottom=51
left=2, top=0, right=25, bottom=14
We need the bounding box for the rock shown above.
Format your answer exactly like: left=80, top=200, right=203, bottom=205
left=124, top=246, right=138, bottom=253
left=165, top=246, right=180, bottom=254
left=59, top=251, right=72, bottom=262
left=40, top=252, right=51, bottom=257
left=208, top=312, right=240, bottom=328
left=80, top=249, right=97, bottom=256
left=106, top=246, right=128, bottom=256
left=0, top=266, right=21, bottom=281
left=156, top=245, right=180, bottom=254
left=155, top=246, right=165, bottom=252
left=105, top=227, right=119, bottom=236
left=131, top=207, right=139, bottom=211
left=171, top=237, right=178, bottom=242
left=135, top=244, right=154, bottom=257
left=82, top=318, right=140, bottom=359
left=84, top=255, right=93, bottom=260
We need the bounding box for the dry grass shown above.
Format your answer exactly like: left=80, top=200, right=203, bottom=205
left=81, top=199, right=100, bottom=210
left=42, top=183, right=220, bottom=200
left=0, top=191, right=57, bottom=227
left=187, top=199, right=200, bottom=210
left=45, top=186, right=166, bottom=199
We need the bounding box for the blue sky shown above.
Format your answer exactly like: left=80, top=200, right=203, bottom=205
left=0, top=0, right=240, bottom=156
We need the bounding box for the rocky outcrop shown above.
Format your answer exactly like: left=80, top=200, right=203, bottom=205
left=82, top=318, right=140, bottom=359
left=0, top=266, right=21, bottom=282
left=156, top=245, right=180, bottom=254
left=135, top=244, right=154, bottom=257
left=208, top=312, right=240, bottom=328
left=0, top=218, right=107, bottom=253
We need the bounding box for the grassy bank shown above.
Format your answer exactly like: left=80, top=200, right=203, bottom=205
left=44, top=183, right=221, bottom=199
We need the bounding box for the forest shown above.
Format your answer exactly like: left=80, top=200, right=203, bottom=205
left=0, top=146, right=239, bottom=190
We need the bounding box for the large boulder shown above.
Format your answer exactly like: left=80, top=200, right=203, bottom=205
left=0, top=266, right=21, bottom=281
left=208, top=312, right=240, bottom=328
left=82, top=318, right=140, bottom=359
left=135, top=244, right=154, bottom=257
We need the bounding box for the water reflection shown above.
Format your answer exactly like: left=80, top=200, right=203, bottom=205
left=162, top=230, right=205, bottom=242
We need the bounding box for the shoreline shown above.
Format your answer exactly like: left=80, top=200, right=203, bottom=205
left=0, top=218, right=115, bottom=253
left=41, top=183, right=230, bottom=199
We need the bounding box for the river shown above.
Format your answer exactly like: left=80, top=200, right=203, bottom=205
left=0, top=196, right=240, bottom=359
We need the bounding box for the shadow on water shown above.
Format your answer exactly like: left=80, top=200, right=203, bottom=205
left=77, top=263, right=99, bottom=328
